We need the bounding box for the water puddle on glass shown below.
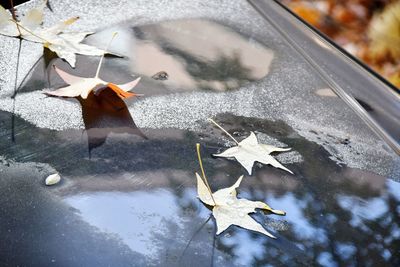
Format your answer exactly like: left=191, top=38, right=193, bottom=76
left=1, top=14, right=399, bottom=267
left=17, top=18, right=274, bottom=98
left=1, top=106, right=399, bottom=266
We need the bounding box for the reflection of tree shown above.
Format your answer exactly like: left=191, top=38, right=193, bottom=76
left=1, top=109, right=399, bottom=266
left=206, top=114, right=400, bottom=267
left=145, top=114, right=400, bottom=266
left=185, top=51, right=254, bottom=90
left=161, top=45, right=255, bottom=91
left=0, top=162, right=148, bottom=266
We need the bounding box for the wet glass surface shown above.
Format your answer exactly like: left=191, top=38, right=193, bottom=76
left=0, top=9, right=399, bottom=267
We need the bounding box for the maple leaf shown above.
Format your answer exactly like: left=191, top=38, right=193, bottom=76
left=0, top=1, right=108, bottom=67
left=210, top=119, right=293, bottom=175
left=195, top=144, right=286, bottom=238
left=45, top=33, right=141, bottom=99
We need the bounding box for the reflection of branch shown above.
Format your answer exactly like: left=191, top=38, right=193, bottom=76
left=11, top=38, right=22, bottom=142
left=11, top=55, right=43, bottom=99
left=211, top=230, right=216, bottom=267
left=179, top=215, right=212, bottom=264
left=11, top=49, right=44, bottom=143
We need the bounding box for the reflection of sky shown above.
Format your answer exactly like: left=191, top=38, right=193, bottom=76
left=132, top=19, right=274, bottom=91
left=62, top=179, right=400, bottom=266
left=337, top=196, right=388, bottom=227
left=317, top=252, right=336, bottom=267
left=220, top=231, right=264, bottom=266
left=264, top=192, right=327, bottom=243
left=336, top=243, right=356, bottom=260
left=182, top=188, right=213, bottom=218
left=387, top=179, right=400, bottom=201
left=65, top=189, right=183, bottom=259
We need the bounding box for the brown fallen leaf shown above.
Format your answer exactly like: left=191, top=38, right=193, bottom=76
left=78, top=87, right=147, bottom=155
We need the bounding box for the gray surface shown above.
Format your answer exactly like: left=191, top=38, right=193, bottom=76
left=0, top=0, right=399, bottom=266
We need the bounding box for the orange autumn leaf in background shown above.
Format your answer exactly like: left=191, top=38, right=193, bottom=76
left=282, top=0, right=400, bottom=90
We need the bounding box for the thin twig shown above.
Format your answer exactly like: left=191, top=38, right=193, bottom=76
left=178, top=215, right=212, bottom=264
left=11, top=38, right=22, bottom=142
left=211, top=230, right=216, bottom=267
left=9, top=0, right=21, bottom=36
left=208, top=118, right=239, bottom=145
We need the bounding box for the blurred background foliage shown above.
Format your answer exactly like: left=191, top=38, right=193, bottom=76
left=281, top=0, right=400, bottom=90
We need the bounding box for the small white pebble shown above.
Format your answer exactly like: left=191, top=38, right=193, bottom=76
left=45, top=173, right=61, bottom=186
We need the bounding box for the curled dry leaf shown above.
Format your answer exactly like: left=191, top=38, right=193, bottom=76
left=45, top=33, right=141, bottom=99
left=0, top=1, right=109, bottom=67
left=210, top=119, right=293, bottom=175
left=196, top=173, right=285, bottom=238
left=45, top=173, right=61, bottom=185
left=47, top=66, right=141, bottom=99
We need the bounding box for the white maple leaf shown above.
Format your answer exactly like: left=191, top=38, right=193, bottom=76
left=196, top=173, right=285, bottom=238
left=45, top=33, right=141, bottom=99
left=214, top=131, right=293, bottom=175
left=0, top=1, right=108, bottom=67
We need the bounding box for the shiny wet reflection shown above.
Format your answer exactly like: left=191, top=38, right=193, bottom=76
left=0, top=16, right=399, bottom=267
left=60, top=166, right=400, bottom=266
left=17, top=19, right=274, bottom=96
left=2, top=112, right=393, bottom=266
left=0, top=109, right=399, bottom=266
left=131, top=19, right=274, bottom=92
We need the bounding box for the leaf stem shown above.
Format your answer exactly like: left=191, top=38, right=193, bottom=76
left=196, top=143, right=216, bottom=205
left=208, top=118, right=240, bottom=145
left=9, top=0, right=21, bottom=36
left=95, top=32, right=118, bottom=78
left=11, top=20, right=49, bottom=42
